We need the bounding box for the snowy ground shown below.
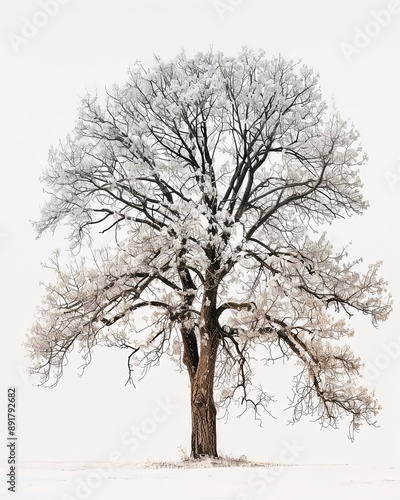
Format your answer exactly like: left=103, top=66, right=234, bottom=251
left=2, top=461, right=400, bottom=500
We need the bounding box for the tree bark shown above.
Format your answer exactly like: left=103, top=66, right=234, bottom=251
left=190, top=277, right=220, bottom=459
left=191, top=385, right=218, bottom=458
left=190, top=334, right=219, bottom=458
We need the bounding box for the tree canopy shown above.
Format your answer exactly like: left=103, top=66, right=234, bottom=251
left=28, top=48, right=392, bottom=456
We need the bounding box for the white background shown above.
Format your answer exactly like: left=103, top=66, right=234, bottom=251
left=0, top=0, right=399, bottom=470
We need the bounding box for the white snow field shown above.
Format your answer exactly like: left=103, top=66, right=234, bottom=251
left=2, top=461, right=400, bottom=500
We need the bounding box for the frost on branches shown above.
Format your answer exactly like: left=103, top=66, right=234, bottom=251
left=27, top=49, right=392, bottom=456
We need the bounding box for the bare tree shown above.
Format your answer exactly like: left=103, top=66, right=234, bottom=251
left=28, top=49, right=392, bottom=459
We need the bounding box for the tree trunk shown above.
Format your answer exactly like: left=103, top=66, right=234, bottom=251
left=191, top=390, right=218, bottom=458
left=190, top=277, right=220, bottom=458
left=190, top=342, right=218, bottom=458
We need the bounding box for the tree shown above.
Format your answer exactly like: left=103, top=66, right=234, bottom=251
left=28, top=48, right=392, bottom=459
